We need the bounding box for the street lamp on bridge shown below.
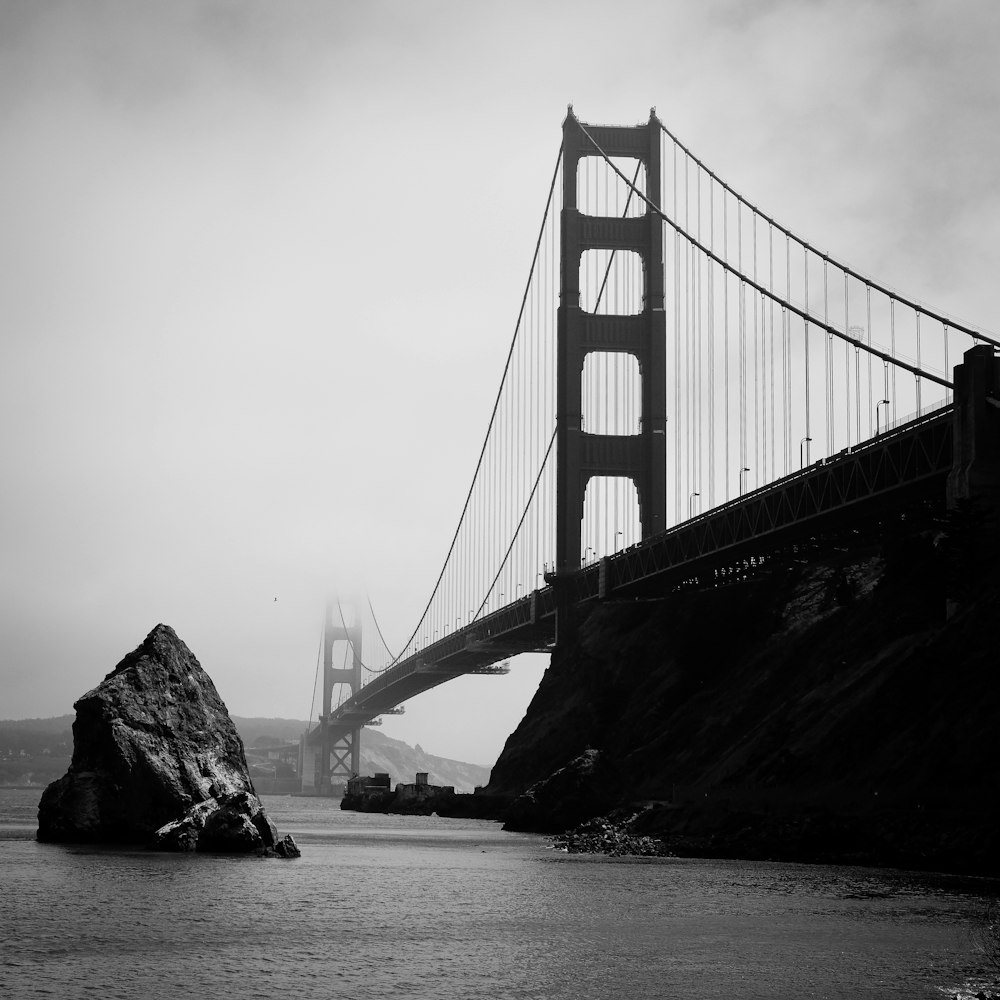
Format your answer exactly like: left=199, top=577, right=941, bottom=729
left=689, top=492, right=700, bottom=519
left=800, top=436, right=812, bottom=470
left=738, top=467, right=750, bottom=497
left=876, top=399, right=890, bottom=435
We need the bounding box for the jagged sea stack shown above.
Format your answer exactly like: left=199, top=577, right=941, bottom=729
left=37, top=623, right=297, bottom=855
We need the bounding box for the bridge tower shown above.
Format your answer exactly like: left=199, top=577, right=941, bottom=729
left=947, top=344, right=1000, bottom=513
left=553, top=107, right=667, bottom=640
left=317, top=600, right=363, bottom=794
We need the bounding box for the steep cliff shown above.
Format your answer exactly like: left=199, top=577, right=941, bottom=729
left=486, top=518, right=999, bottom=873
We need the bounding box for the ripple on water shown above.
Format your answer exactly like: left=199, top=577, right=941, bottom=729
left=1, top=789, right=997, bottom=999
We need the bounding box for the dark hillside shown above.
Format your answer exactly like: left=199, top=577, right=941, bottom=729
left=486, top=522, right=999, bottom=874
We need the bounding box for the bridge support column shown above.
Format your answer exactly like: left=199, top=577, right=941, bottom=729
left=947, top=344, right=1000, bottom=511
left=946, top=345, right=1000, bottom=615
left=316, top=600, right=363, bottom=795
left=553, top=107, right=666, bottom=644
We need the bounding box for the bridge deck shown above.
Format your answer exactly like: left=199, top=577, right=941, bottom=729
left=325, top=405, right=953, bottom=738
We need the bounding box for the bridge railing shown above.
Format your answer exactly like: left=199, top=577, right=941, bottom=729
left=569, top=402, right=956, bottom=603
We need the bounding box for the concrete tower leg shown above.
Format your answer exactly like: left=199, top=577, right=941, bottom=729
left=553, top=108, right=667, bottom=645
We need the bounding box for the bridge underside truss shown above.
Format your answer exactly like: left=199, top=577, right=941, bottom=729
left=594, top=406, right=953, bottom=600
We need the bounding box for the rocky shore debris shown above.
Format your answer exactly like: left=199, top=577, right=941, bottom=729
left=152, top=790, right=301, bottom=856
left=553, top=812, right=672, bottom=858
left=36, top=624, right=299, bottom=856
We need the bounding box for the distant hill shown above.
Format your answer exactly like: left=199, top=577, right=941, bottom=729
left=0, top=714, right=492, bottom=793
left=233, top=717, right=491, bottom=792
left=0, top=716, right=74, bottom=786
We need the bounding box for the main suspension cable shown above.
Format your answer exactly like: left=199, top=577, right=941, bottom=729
left=367, top=593, right=399, bottom=663
left=307, top=622, right=323, bottom=725
left=471, top=427, right=557, bottom=622
left=654, top=119, right=998, bottom=348
left=368, top=142, right=564, bottom=670
left=575, top=120, right=955, bottom=389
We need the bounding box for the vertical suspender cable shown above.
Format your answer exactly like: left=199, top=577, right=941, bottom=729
left=768, top=223, right=775, bottom=482
left=916, top=313, right=923, bottom=412
left=696, top=165, right=702, bottom=504
left=803, top=245, right=811, bottom=463
left=724, top=191, right=730, bottom=499
left=782, top=303, right=789, bottom=473
left=844, top=273, right=861, bottom=444
left=944, top=323, right=950, bottom=401
left=708, top=176, right=715, bottom=509
left=845, top=273, right=852, bottom=446
left=684, top=154, right=691, bottom=510
left=890, top=299, right=897, bottom=425
left=753, top=213, right=759, bottom=487
left=385, top=143, right=562, bottom=654
left=866, top=284, right=873, bottom=438
left=855, top=325, right=861, bottom=443
left=824, top=260, right=831, bottom=454
left=674, top=143, right=681, bottom=523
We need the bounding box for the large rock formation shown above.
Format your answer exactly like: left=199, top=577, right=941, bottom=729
left=485, top=516, right=1000, bottom=875
left=37, top=624, right=297, bottom=855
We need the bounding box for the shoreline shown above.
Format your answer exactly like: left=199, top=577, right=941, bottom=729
left=539, top=802, right=1000, bottom=880
left=338, top=788, right=999, bottom=879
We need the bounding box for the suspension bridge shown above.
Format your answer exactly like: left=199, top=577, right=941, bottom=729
left=301, top=107, right=1000, bottom=793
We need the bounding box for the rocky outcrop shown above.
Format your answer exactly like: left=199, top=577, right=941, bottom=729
left=485, top=521, right=1000, bottom=875
left=553, top=811, right=672, bottom=857
left=37, top=624, right=297, bottom=856
left=503, top=749, right=622, bottom=833
left=152, top=790, right=300, bottom=856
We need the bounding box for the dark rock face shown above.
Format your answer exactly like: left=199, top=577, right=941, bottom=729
left=151, top=791, right=283, bottom=854
left=274, top=834, right=301, bottom=858
left=486, top=526, right=1000, bottom=875
left=200, top=791, right=276, bottom=853
left=37, top=624, right=296, bottom=856
left=504, top=749, right=621, bottom=833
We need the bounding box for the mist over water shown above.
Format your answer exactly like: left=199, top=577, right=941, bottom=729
left=2, top=790, right=997, bottom=999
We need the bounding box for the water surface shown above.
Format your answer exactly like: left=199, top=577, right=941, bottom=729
left=1, top=789, right=996, bottom=998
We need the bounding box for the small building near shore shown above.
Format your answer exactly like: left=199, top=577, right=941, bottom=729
left=346, top=773, right=392, bottom=797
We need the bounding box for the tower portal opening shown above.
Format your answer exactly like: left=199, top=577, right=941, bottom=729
left=581, top=475, right=641, bottom=563
left=581, top=352, right=642, bottom=435
left=580, top=248, right=644, bottom=315
left=576, top=155, right=647, bottom=217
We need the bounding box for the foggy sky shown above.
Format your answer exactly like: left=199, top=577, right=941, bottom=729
left=1, top=0, right=998, bottom=765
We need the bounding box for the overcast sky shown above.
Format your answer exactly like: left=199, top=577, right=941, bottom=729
left=2, top=0, right=998, bottom=766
